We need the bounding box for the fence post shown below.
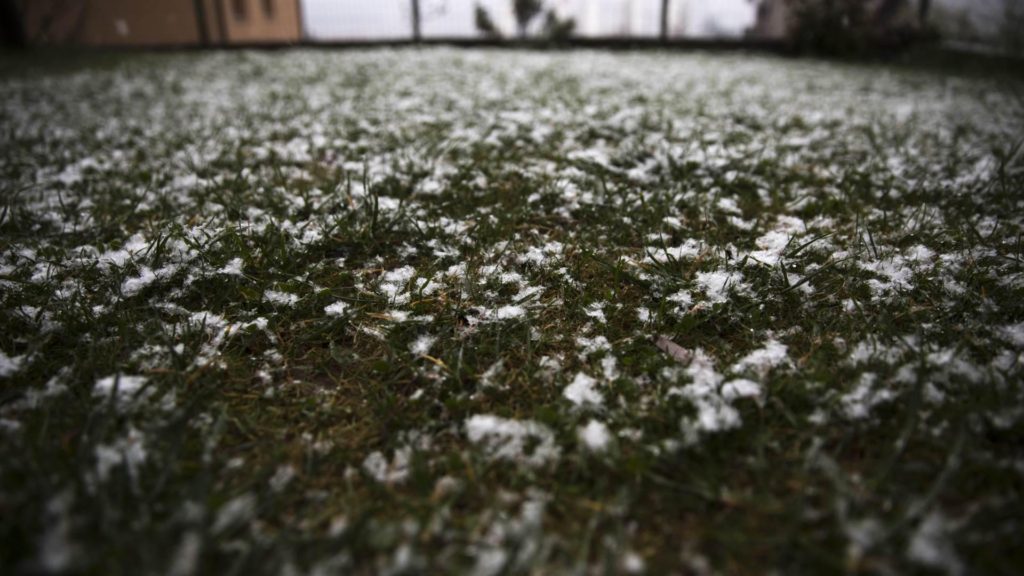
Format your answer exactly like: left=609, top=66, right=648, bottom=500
left=193, top=0, right=209, bottom=46
left=411, top=0, right=421, bottom=42
left=215, top=0, right=229, bottom=44
left=660, top=0, right=669, bottom=42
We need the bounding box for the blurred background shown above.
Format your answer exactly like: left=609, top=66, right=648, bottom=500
left=0, top=0, right=1021, bottom=57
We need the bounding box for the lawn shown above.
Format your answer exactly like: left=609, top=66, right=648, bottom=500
left=1, top=47, right=1023, bottom=575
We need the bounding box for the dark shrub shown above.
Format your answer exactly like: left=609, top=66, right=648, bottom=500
left=789, top=0, right=935, bottom=57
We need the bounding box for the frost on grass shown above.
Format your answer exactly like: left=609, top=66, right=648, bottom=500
left=2, top=48, right=1022, bottom=574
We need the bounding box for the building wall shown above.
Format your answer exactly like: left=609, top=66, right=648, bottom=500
left=18, top=0, right=202, bottom=46
left=16, top=0, right=301, bottom=46
left=747, top=0, right=790, bottom=39
left=209, top=0, right=302, bottom=44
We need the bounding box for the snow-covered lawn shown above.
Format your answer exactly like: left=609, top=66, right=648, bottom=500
left=1, top=48, right=1022, bottom=574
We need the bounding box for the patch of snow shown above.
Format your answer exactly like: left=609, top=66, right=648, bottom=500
left=693, top=399, right=740, bottom=433
left=645, top=239, right=703, bottom=263
left=121, top=264, right=176, bottom=297
left=728, top=215, right=756, bottom=230
left=721, top=378, right=762, bottom=401
left=93, top=374, right=149, bottom=404
left=465, top=415, right=560, bottom=467
left=731, top=339, right=789, bottom=378
left=269, top=464, right=296, bottom=492
left=363, top=447, right=412, bottom=484
left=997, top=322, right=1024, bottom=348
left=94, top=427, right=147, bottom=482
left=324, top=301, right=349, bottom=317
left=0, top=350, right=25, bottom=378
left=695, top=270, right=742, bottom=304
left=636, top=307, right=652, bottom=323
left=212, top=493, right=256, bottom=535
left=379, top=265, right=417, bottom=304
left=38, top=491, right=77, bottom=572
left=410, top=334, right=436, bottom=356
left=662, top=215, right=683, bottom=229
left=749, top=230, right=790, bottom=266
left=860, top=255, right=919, bottom=297
left=621, top=551, right=646, bottom=574
left=907, top=512, right=963, bottom=576
left=667, top=290, right=693, bottom=314
left=217, top=257, right=245, bottom=276
left=601, top=355, right=619, bottom=381
left=840, top=373, right=894, bottom=419
left=576, top=335, right=611, bottom=355
left=563, top=372, right=603, bottom=407
left=584, top=303, right=607, bottom=323
left=488, top=305, right=527, bottom=321
left=96, top=234, right=149, bottom=269
left=578, top=419, right=612, bottom=452
left=264, top=289, right=299, bottom=306
left=716, top=197, right=742, bottom=215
